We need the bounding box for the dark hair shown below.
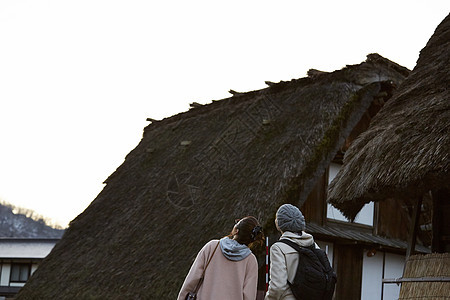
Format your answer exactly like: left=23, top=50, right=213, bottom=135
left=230, top=216, right=264, bottom=250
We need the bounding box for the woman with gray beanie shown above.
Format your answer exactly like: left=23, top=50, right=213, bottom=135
left=265, top=204, right=319, bottom=300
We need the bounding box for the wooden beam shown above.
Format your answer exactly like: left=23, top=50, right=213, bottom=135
left=383, top=277, right=450, bottom=284
left=431, top=190, right=443, bottom=252
left=406, top=196, right=423, bottom=258
left=334, top=244, right=363, bottom=300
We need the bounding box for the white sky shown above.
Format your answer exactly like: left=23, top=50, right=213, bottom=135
left=0, top=1, right=448, bottom=227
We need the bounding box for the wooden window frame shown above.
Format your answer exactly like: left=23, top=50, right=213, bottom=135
left=10, top=263, right=31, bottom=283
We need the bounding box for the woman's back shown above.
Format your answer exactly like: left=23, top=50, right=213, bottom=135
left=199, top=240, right=258, bottom=300
left=178, top=216, right=263, bottom=300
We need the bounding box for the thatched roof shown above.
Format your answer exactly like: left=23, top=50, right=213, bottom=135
left=17, top=54, right=408, bottom=299
left=328, top=14, right=450, bottom=220
left=399, top=253, right=450, bottom=299
left=307, top=222, right=430, bottom=254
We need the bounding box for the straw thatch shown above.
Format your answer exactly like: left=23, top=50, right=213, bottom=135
left=328, top=14, right=450, bottom=220
left=16, top=54, right=408, bottom=299
left=399, top=253, right=450, bottom=299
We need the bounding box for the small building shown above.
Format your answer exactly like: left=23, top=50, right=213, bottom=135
left=0, top=203, right=63, bottom=299
left=0, top=238, right=60, bottom=299
left=301, top=161, right=430, bottom=300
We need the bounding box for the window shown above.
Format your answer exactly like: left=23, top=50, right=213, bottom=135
left=327, top=162, right=374, bottom=226
left=10, top=263, right=31, bottom=283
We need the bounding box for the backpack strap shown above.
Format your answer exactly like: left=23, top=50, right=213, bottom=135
left=277, top=239, right=314, bottom=252
left=276, top=239, right=325, bottom=273
left=204, top=241, right=220, bottom=272
left=278, top=239, right=335, bottom=277
left=192, top=241, right=219, bottom=293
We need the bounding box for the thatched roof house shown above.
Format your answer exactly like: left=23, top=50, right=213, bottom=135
left=328, top=14, right=449, bottom=254
left=17, top=54, right=409, bottom=299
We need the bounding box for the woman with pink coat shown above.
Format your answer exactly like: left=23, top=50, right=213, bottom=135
left=177, top=216, right=264, bottom=300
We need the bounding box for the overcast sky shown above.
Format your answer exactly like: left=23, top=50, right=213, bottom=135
left=0, top=1, right=448, bottom=227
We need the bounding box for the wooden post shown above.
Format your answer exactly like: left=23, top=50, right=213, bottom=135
left=406, top=196, right=422, bottom=258
left=431, top=190, right=443, bottom=252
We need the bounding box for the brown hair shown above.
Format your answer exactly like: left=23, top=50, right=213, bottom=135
left=230, top=216, right=264, bottom=251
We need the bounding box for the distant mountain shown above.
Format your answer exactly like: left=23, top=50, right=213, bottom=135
left=0, top=203, right=64, bottom=238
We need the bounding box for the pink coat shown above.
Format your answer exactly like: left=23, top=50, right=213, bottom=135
left=177, top=239, right=258, bottom=300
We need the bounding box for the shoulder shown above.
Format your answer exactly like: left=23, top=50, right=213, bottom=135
left=204, top=239, right=220, bottom=248
left=271, top=240, right=297, bottom=254
left=245, top=252, right=258, bottom=268
left=199, top=239, right=220, bottom=254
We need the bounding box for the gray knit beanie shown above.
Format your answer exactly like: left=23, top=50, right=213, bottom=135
left=276, top=204, right=306, bottom=233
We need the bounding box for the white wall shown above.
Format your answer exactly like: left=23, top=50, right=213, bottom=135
left=9, top=282, right=25, bottom=287
left=0, top=241, right=56, bottom=258
left=361, top=250, right=384, bottom=300
left=361, top=250, right=405, bottom=300
left=0, top=264, right=10, bottom=286
left=31, top=263, right=39, bottom=275
left=383, top=253, right=404, bottom=300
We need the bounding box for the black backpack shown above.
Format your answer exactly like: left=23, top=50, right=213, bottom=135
left=276, top=239, right=337, bottom=300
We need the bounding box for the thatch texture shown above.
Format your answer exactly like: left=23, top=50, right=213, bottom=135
left=399, top=253, right=450, bottom=299
left=328, top=14, right=450, bottom=220
left=17, top=54, right=408, bottom=299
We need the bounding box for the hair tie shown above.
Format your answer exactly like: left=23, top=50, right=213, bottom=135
left=251, top=225, right=262, bottom=240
